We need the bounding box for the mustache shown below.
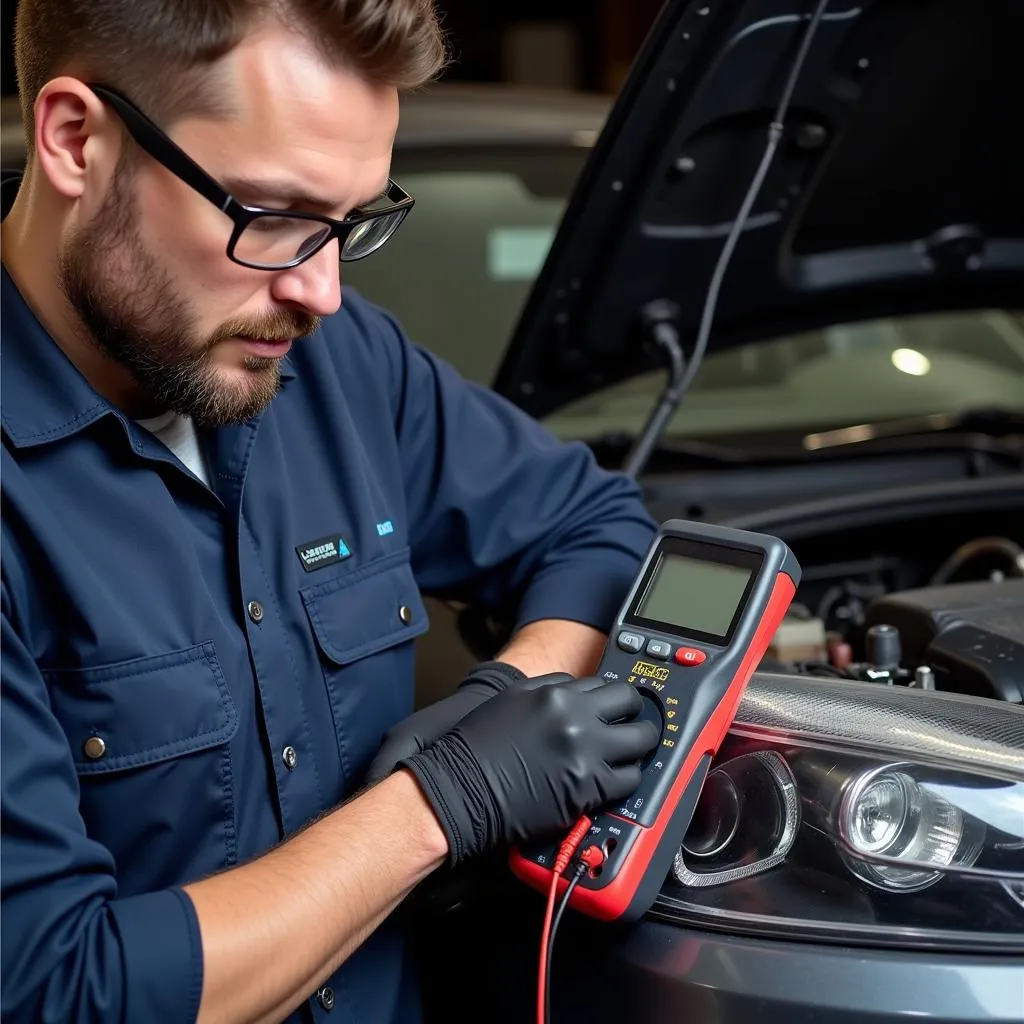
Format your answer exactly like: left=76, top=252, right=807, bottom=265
left=208, top=311, right=321, bottom=346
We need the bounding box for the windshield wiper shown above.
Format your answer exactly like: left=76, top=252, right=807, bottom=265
left=803, top=407, right=1024, bottom=451
left=589, top=407, right=1024, bottom=472
left=588, top=430, right=753, bottom=468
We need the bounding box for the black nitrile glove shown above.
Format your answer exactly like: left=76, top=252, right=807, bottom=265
left=400, top=675, right=660, bottom=866
left=365, top=662, right=573, bottom=784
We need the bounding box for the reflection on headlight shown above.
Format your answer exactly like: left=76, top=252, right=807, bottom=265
left=839, top=766, right=985, bottom=892
left=681, top=768, right=741, bottom=858
left=672, top=750, right=800, bottom=888
left=1004, top=881, right=1024, bottom=909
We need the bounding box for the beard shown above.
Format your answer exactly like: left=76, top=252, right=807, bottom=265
left=57, top=161, right=320, bottom=428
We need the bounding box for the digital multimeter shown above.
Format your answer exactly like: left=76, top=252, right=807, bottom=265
left=509, top=519, right=801, bottom=923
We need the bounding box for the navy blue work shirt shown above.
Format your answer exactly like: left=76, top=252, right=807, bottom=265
left=1, top=184, right=657, bottom=1022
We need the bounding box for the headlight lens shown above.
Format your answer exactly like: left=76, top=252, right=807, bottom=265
left=838, top=765, right=985, bottom=892
left=673, top=750, right=800, bottom=886
left=652, top=673, right=1024, bottom=952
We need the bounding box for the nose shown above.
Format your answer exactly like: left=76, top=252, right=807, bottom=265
left=268, top=238, right=342, bottom=317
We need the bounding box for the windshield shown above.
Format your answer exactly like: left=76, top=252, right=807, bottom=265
left=343, top=144, right=1024, bottom=444
left=545, top=310, right=1024, bottom=443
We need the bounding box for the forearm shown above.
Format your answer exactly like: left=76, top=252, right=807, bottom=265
left=497, top=618, right=608, bottom=678
left=184, top=769, right=447, bottom=1024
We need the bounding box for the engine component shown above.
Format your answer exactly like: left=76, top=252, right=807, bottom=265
left=855, top=622, right=911, bottom=685
left=767, top=608, right=827, bottom=662
left=912, top=665, right=936, bottom=690
left=929, top=536, right=1024, bottom=586
left=863, top=578, right=1024, bottom=703
left=865, top=623, right=901, bottom=671
left=842, top=621, right=914, bottom=686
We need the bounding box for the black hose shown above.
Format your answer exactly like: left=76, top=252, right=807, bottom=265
left=929, top=537, right=1024, bottom=585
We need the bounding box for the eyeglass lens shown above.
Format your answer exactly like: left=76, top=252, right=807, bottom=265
left=233, top=209, right=408, bottom=268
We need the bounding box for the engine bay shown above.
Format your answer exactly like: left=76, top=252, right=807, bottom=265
left=453, top=470, right=1024, bottom=704
left=643, top=462, right=1024, bottom=705
left=770, top=573, right=1024, bottom=703
left=761, top=520, right=1024, bottom=703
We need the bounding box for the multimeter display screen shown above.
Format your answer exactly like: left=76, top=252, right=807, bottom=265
left=627, top=538, right=763, bottom=645
left=637, top=554, right=752, bottom=637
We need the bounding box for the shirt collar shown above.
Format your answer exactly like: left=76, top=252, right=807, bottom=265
left=1, top=173, right=297, bottom=450
left=1, top=264, right=118, bottom=448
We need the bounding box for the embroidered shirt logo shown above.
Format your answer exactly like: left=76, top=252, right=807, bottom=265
left=376, top=520, right=394, bottom=537
left=295, top=534, right=351, bottom=572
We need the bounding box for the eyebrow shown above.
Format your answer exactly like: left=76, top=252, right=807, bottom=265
left=222, top=175, right=391, bottom=215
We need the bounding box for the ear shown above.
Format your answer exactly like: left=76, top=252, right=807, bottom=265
left=33, top=76, right=121, bottom=200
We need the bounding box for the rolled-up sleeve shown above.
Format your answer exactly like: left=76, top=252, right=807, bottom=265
left=1, top=588, right=204, bottom=1024
left=344, top=294, right=658, bottom=632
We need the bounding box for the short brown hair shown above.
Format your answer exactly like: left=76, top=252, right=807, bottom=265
left=15, top=0, right=449, bottom=155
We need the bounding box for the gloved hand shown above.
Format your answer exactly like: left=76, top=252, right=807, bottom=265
left=365, top=662, right=572, bottom=784
left=400, top=675, right=660, bottom=866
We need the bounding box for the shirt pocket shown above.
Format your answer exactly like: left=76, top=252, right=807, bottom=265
left=300, top=549, right=429, bottom=780
left=44, top=641, right=240, bottom=892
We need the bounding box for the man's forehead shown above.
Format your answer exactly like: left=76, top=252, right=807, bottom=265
left=183, top=23, right=399, bottom=213
left=219, top=19, right=400, bottom=145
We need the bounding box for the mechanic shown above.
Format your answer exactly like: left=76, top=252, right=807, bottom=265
left=0, top=2, right=662, bottom=1023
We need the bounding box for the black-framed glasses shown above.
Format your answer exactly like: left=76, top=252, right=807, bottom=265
left=88, top=83, right=415, bottom=270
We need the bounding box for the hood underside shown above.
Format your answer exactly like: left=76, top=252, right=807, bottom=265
left=494, top=0, right=1024, bottom=419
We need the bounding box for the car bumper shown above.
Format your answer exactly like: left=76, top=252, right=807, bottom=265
left=419, top=897, right=1024, bottom=1024
left=544, top=918, right=1024, bottom=1023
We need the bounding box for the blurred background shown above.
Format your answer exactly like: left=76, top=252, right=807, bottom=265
left=2, top=1, right=665, bottom=97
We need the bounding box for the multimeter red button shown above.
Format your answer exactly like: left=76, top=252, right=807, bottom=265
left=674, top=646, right=707, bottom=666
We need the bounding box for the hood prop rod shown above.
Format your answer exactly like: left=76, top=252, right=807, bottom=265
left=621, top=0, right=832, bottom=480
left=622, top=300, right=686, bottom=478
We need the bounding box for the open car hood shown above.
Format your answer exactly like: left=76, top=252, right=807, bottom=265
left=493, top=0, right=1024, bottom=420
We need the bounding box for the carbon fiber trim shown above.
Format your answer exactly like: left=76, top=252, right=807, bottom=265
left=735, top=672, right=1024, bottom=777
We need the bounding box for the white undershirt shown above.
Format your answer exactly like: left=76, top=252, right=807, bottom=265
left=136, top=410, right=211, bottom=486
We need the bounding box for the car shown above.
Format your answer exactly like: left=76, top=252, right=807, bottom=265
left=381, top=2, right=1021, bottom=1023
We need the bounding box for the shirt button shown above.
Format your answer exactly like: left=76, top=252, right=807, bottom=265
left=247, top=600, right=264, bottom=624
left=83, top=735, right=107, bottom=760
left=398, top=604, right=412, bottom=624
left=282, top=745, right=298, bottom=771
left=317, top=985, right=335, bottom=1011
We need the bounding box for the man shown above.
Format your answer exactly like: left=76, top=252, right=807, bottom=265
left=1, top=2, right=660, bottom=1022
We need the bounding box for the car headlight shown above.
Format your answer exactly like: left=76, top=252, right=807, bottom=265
left=652, top=673, right=1024, bottom=952
left=836, top=763, right=986, bottom=892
